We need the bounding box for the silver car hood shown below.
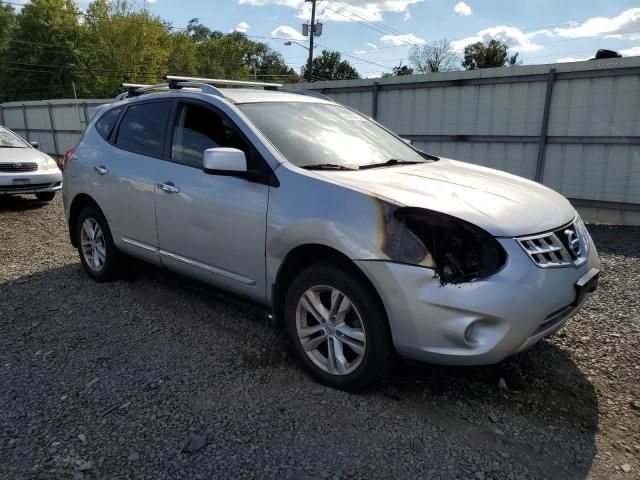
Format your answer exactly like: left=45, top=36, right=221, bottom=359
left=315, top=158, right=576, bottom=237
left=0, top=147, right=49, bottom=164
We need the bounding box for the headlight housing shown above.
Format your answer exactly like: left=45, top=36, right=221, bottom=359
left=42, top=157, right=59, bottom=170
left=388, top=207, right=507, bottom=284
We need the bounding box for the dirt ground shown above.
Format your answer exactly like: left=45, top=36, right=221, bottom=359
left=0, top=195, right=638, bottom=479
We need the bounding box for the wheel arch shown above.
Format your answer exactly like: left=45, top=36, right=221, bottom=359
left=271, top=243, right=387, bottom=325
left=68, top=193, right=103, bottom=248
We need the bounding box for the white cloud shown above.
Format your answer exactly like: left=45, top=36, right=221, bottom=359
left=404, top=11, right=411, bottom=21
left=232, top=21, right=250, bottom=33
left=451, top=25, right=543, bottom=53
left=270, top=25, right=305, bottom=41
left=555, top=8, right=640, bottom=40
left=380, top=33, right=425, bottom=46
left=620, top=46, right=640, bottom=56
left=239, top=0, right=423, bottom=23
left=453, top=1, right=472, bottom=16
left=366, top=42, right=378, bottom=50
left=354, top=49, right=367, bottom=54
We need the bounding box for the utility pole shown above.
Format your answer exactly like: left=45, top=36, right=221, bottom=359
left=306, top=0, right=317, bottom=82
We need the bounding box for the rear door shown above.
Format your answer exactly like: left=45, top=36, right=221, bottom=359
left=90, top=100, right=172, bottom=264
left=154, top=100, right=270, bottom=302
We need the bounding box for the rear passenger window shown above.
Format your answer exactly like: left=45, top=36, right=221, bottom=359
left=95, top=108, right=122, bottom=140
left=116, top=102, right=171, bottom=157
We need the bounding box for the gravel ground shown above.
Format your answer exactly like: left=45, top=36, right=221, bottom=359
left=0, top=195, right=638, bottom=480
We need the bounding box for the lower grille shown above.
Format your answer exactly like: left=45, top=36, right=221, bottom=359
left=0, top=162, right=38, bottom=172
left=533, top=304, right=575, bottom=336
left=0, top=183, right=51, bottom=191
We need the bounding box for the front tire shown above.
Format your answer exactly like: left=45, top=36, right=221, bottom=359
left=75, top=205, right=119, bottom=282
left=284, top=262, right=396, bottom=392
left=35, top=191, right=55, bottom=202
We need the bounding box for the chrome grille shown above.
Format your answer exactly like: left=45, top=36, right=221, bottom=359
left=517, top=218, right=590, bottom=268
left=0, top=162, right=38, bottom=172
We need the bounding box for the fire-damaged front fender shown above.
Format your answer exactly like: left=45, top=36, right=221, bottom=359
left=266, top=164, right=507, bottom=308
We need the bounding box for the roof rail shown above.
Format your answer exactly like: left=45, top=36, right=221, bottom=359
left=165, top=75, right=282, bottom=90
left=117, top=81, right=225, bottom=100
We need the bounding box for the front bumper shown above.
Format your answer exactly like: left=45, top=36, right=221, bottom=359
left=355, top=235, right=601, bottom=366
left=0, top=170, right=63, bottom=195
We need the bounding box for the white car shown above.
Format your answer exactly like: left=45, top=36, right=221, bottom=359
left=0, top=126, right=62, bottom=202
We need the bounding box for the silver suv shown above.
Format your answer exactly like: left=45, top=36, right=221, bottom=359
left=63, top=77, right=600, bottom=391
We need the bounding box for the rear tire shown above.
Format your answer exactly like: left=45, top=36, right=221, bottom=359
left=35, top=191, right=55, bottom=202
left=284, top=262, right=396, bottom=392
left=75, top=205, right=119, bottom=282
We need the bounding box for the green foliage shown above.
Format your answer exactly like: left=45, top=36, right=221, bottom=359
left=0, top=2, right=299, bottom=102
left=462, top=39, right=520, bottom=70
left=301, top=50, right=360, bottom=81
left=393, top=65, right=413, bottom=76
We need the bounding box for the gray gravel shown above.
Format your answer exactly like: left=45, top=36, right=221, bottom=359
left=1, top=195, right=638, bottom=480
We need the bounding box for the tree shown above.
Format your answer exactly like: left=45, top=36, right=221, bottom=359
left=301, top=50, right=360, bottom=81
left=80, top=0, right=172, bottom=98
left=462, top=39, right=520, bottom=70
left=409, top=39, right=459, bottom=73
left=1, top=0, right=83, bottom=101
left=393, top=65, right=413, bottom=76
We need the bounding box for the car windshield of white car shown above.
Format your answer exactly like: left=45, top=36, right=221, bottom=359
left=238, top=102, right=435, bottom=169
left=0, top=127, right=29, bottom=148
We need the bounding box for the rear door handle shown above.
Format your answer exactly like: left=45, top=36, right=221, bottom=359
left=94, top=165, right=109, bottom=175
left=158, top=182, right=180, bottom=194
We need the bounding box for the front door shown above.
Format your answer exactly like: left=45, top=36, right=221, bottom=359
left=154, top=100, right=269, bottom=302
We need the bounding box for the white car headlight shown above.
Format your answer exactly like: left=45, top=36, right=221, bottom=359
left=42, top=157, right=60, bottom=170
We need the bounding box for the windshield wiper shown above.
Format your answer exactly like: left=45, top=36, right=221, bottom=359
left=301, top=163, right=358, bottom=171
left=358, top=158, right=425, bottom=170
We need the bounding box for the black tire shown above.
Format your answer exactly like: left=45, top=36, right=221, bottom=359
left=284, top=261, right=396, bottom=392
left=75, top=205, right=119, bottom=282
left=35, top=191, right=55, bottom=202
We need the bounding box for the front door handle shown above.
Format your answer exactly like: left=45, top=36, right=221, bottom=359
left=158, top=182, right=180, bottom=194
left=94, top=165, right=109, bottom=175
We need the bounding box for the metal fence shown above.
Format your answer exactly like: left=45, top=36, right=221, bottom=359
left=291, top=57, right=640, bottom=225
left=0, top=99, right=108, bottom=157
left=1, top=57, right=639, bottom=224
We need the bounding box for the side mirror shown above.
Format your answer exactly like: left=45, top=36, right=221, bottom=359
left=29, top=141, right=40, bottom=149
left=203, top=147, right=247, bottom=175
left=402, top=138, right=413, bottom=146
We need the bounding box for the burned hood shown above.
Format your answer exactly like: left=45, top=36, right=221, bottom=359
left=315, top=158, right=576, bottom=237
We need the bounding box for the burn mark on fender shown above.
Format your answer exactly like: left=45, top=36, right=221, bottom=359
left=377, top=200, right=436, bottom=268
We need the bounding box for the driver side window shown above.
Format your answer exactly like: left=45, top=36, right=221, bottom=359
left=171, top=103, right=250, bottom=169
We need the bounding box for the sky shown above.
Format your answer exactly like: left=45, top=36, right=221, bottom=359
left=83, top=1, right=640, bottom=77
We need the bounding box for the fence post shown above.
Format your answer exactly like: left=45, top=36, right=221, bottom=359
left=82, top=102, right=89, bottom=127
left=535, top=67, right=556, bottom=183
left=371, top=81, right=379, bottom=120
left=48, top=103, right=59, bottom=156
left=22, top=104, right=30, bottom=142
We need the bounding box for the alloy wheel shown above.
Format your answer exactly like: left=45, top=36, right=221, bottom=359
left=295, top=285, right=367, bottom=375
left=80, top=218, right=107, bottom=272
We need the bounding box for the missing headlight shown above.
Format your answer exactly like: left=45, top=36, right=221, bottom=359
left=387, top=206, right=507, bottom=285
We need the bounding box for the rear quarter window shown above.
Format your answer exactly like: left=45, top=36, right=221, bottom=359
left=95, top=108, right=122, bottom=140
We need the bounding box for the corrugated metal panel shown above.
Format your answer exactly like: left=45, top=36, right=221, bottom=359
left=543, top=144, right=640, bottom=204
left=3, top=108, right=25, bottom=130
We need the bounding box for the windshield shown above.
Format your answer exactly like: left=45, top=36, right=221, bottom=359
left=0, top=127, right=29, bottom=148
left=238, top=102, right=430, bottom=168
